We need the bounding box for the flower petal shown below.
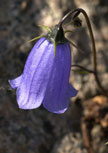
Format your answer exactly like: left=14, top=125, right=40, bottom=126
left=68, top=83, right=78, bottom=97
left=8, top=37, right=45, bottom=90
left=9, top=75, right=22, bottom=89
left=43, top=43, right=71, bottom=113
left=17, top=38, right=54, bottom=109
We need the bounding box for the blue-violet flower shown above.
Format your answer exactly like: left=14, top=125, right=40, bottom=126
left=9, top=25, right=78, bottom=113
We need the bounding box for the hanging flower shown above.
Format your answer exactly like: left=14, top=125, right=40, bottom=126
left=9, top=25, right=78, bottom=113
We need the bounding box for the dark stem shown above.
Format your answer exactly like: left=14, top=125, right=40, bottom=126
left=59, top=10, right=80, bottom=27
left=77, top=9, right=108, bottom=97
left=59, top=8, right=108, bottom=97
left=71, top=65, right=94, bottom=73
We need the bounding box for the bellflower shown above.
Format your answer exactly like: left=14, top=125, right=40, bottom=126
left=9, top=25, right=78, bottom=113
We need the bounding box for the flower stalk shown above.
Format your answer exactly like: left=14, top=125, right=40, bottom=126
left=71, top=64, right=94, bottom=74
left=59, top=8, right=108, bottom=97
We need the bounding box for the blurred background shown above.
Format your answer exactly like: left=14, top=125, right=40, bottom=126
left=0, top=0, right=108, bottom=153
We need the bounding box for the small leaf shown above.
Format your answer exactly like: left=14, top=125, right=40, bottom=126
left=105, top=142, right=108, bottom=145
left=64, top=30, right=73, bottom=34
left=38, top=25, right=51, bottom=32
left=27, top=35, right=45, bottom=43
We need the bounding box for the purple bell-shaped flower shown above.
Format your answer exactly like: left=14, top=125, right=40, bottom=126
left=9, top=25, right=78, bottom=113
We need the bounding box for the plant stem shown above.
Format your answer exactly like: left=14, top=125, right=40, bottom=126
left=77, top=9, right=108, bottom=97
left=59, top=8, right=108, bottom=97
left=71, top=64, right=94, bottom=73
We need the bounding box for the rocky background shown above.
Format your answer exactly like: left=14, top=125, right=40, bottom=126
left=0, top=0, right=108, bottom=153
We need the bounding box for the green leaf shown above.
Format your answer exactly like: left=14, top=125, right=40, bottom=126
left=38, top=25, right=51, bottom=32
left=105, top=142, right=108, bottom=145
left=27, top=35, right=45, bottom=43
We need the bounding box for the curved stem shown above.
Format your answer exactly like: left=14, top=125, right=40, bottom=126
left=77, top=8, right=108, bottom=97
left=59, top=8, right=107, bottom=96
left=59, top=9, right=80, bottom=27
